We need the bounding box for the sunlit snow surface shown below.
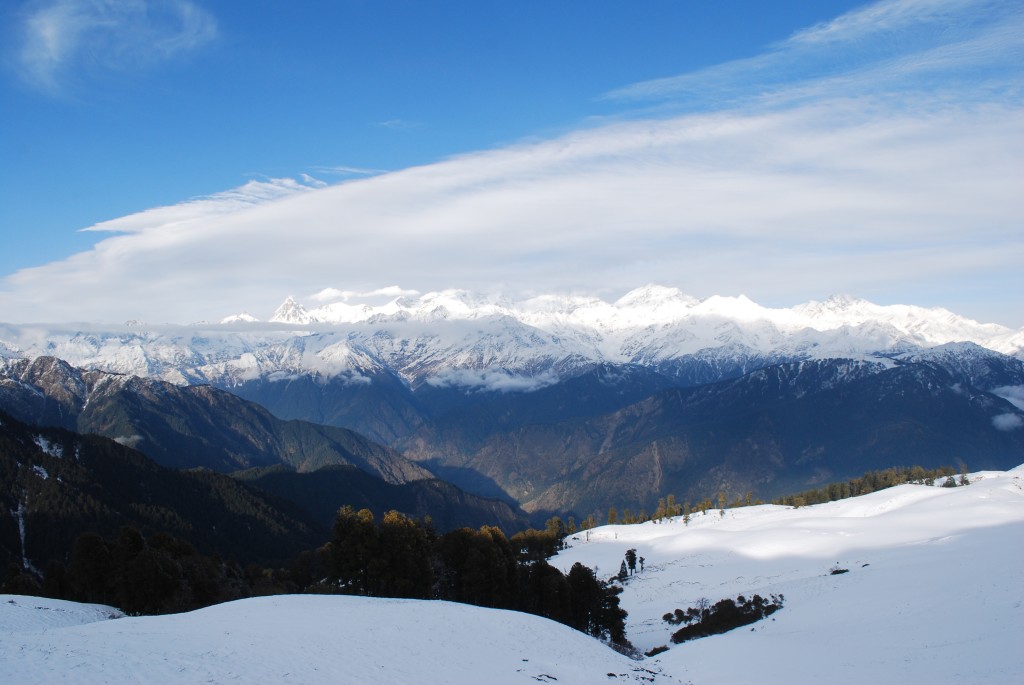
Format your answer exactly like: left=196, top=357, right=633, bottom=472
left=554, top=466, right=1024, bottom=684
left=3, top=467, right=1022, bottom=684
left=0, top=596, right=663, bottom=685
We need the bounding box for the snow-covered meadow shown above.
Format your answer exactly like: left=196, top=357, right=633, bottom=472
left=0, top=595, right=661, bottom=685
left=554, top=466, right=1024, bottom=684
left=3, top=466, right=1022, bottom=684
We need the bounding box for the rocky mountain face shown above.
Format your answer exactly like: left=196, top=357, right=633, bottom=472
left=0, top=356, right=429, bottom=482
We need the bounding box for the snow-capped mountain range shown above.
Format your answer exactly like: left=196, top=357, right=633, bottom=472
left=0, top=286, right=1020, bottom=392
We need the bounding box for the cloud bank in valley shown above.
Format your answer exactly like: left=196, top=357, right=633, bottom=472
left=0, top=0, right=1021, bottom=326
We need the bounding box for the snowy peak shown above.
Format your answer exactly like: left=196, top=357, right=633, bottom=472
left=255, top=287, right=1017, bottom=352
left=2, top=286, right=1020, bottom=392
left=270, top=297, right=311, bottom=324
left=220, top=312, right=259, bottom=324
left=257, top=287, right=1013, bottom=338
left=614, top=284, right=698, bottom=309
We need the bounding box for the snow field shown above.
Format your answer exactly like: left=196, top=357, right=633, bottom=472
left=553, top=467, right=1024, bottom=684
left=0, top=595, right=669, bottom=685
left=2, top=466, right=1021, bottom=684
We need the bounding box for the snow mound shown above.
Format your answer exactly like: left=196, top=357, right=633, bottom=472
left=0, top=595, right=664, bottom=685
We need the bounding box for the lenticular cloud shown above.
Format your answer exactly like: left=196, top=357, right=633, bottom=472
left=1, top=0, right=1021, bottom=326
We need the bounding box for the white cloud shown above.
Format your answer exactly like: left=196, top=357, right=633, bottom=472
left=426, top=369, right=560, bottom=393
left=13, top=0, right=217, bottom=94
left=114, top=434, right=145, bottom=448
left=991, top=413, right=1023, bottom=431
left=0, top=0, right=1020, bottom=327
left=309, top=286, right=421, bottom=303
left=993, top=386, right=1024, bottom=411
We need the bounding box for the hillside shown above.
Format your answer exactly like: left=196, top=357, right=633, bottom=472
left=3, top=465, right=1021, bottom=684
left=0, top=410, right=324, bottom=568
left=235, top=464, right=527, bottom=533
left=553, top=465, right=1024, bottom=684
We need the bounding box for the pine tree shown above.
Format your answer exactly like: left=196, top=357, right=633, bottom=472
left=625, top=549, right=637, bottom=575
left=375, top=510, right=434, bottom=599
left=325, top=505, right=378, bottom=595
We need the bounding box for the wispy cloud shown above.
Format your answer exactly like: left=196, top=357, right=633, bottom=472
left=78, top=177, right=320, bottom=235
left=374, top=119, right=423, bottom=131
left=13, top=0, right=217, bottom=95
left=605, top=0, right=1022, bottom=108
left=1, top=0, right=1020, bottom=327
left=309, top=166, right=389, bottom=178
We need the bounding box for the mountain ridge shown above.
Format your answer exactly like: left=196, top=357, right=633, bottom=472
left=0, top=287, right=1020, bottom=395
left=0, top=356, right=430, bottom=482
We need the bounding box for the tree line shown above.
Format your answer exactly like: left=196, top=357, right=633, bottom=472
left=772, top=464, right=968, bottom=507
left=593, top=463, right=971, bottom=527
left=2, top=506, right=630, bottom=648
left=314, top=506, right=629, bottom=645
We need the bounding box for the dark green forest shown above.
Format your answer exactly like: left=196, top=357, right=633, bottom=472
left=4, top=510, right=628, bottom=646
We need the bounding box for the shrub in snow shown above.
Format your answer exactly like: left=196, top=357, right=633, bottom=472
left=663, top=593, right=784, bottom=644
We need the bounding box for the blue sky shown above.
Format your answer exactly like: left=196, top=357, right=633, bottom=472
left=0, top=0, right=1021, bottom=327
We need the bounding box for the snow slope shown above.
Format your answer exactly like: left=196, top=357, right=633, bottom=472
left=554, top=466, right=1024, bottom=685
left=0, top=595, right=665, bottom=685
left=0, top=596, right=122, bottom=633
left=3, top=467, right=1021, bottom=685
